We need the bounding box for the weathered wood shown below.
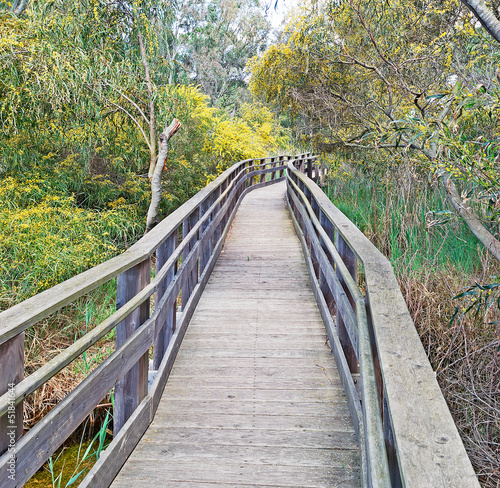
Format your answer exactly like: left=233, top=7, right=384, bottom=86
left=113, top=460, right=360, bottom=487
left=154, top=231, right=177, bottom=369
left=0, top=315, right=155, bottom=488
left=109, top=183, right=359, bottom=488
left=259, top=157, right=266, bottom=183
left=288, top=161, right=481, bottom=488
left=78, top=395, right=152, bottom=488
left=114, top=259, right=151, bottom=435
left=0, top=290, right=153, bottom=418
left=0, top=334, right=23, bottom=459
left=337, top=233, right=359, bottom=373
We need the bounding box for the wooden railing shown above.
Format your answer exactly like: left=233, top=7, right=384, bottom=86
left=0, top=152, right=480, bottom=488
left=0, top=154, right=295, bottom=488
left=287, top=155, right=480, bottom=488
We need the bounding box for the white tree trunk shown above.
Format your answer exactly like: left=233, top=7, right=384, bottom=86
left=145, top=119, right=182, bottom=233
left=441, top=174, right=500, bottom=262
left=460, top=0, right=500, bottom=44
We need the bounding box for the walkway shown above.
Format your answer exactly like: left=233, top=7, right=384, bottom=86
left=110, top=182, right=360, bottom=487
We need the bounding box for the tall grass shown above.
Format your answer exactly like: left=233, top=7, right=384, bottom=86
left=325, top=171, right=481, bottom=273
left=325, top=165, right=499, bottom=488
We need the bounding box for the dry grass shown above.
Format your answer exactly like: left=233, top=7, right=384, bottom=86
left=398, top=265, right=500, bottom=488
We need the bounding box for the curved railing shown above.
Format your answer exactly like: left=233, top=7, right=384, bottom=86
left=0, top=152, right=481, bottom=488
left=286, top=155, right=480, bottom=488
left=0, top=154, right=297, bottom=488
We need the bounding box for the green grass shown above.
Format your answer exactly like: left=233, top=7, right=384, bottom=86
left=325, top=175, right=481, bottom=273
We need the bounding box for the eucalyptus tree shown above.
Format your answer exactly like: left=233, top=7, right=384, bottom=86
left=250, top=0, right=500, bottom=262
left=164, top=0, right=272, bottom=109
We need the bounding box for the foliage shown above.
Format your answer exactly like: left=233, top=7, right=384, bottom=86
left=163, top=0, right=271, bottom=109
left=0, top=0, right=285, bottom=310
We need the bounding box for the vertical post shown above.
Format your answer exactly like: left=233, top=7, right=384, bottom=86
left=307, top=157, right=313, bottom=179
left=199, top=198, right=212, bottom=276
left=299, top=157, right=304, bottom=173
left=114, top=259, right=150, bottom=435
left=337, top=234, right=359, bottom=373
left=182, top=208, right=200, bottom=310
left=0, top=334, right=24, bottom=458
left=249, top=159, right=254, bottom=187
left=320, top=163, right=326, bottom=187
left=319, top=212, right=336, bottom=314
left=260, top=158, right=266, bottom=183
left=270, top=156, right=276, bottom=180
left=153, top=232, right=177, bottom=369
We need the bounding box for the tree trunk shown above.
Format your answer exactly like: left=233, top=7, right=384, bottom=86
left=441, top=174, right=500, bottom=262
left=460, top=0, right=500, bottom=44
left=137, top=30, right=157, bottom=180
left=145, top=119, right=182, bottom=233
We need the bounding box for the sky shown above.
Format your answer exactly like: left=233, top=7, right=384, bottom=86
left=265, top=0, right=298, bottom=30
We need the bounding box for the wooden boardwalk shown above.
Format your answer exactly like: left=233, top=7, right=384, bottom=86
left=110, top=182, right=360, bottom=487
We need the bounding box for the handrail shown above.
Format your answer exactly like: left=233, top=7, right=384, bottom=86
left=286, top=155, right=480, bottom=488
left=0, top=153, right=305, bottom=488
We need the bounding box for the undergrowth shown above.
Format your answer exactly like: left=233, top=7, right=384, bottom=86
left=326, top=165, right=500, bottom=487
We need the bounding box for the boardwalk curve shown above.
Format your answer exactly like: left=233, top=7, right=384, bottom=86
left=110, top=182, right=360, bottom=487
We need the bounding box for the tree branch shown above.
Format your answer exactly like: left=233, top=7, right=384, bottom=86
left=145, top=119, right=182, bottom=233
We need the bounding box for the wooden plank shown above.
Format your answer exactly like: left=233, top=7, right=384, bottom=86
left=0, top=334, right=23, bottom=457
left=129, top=442, right=359, bottom=467
left=156, top=399, right=348, bottom=417
left=112, top=461, right=360, bottom=487
left=149, top=412, right=353, bottom=432
left=128, top=426, right=358, bottom=450
left=114, top=259, right=150, bottom=435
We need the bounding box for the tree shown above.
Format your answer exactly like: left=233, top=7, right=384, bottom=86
left=250, top=0, right=500, bottom=261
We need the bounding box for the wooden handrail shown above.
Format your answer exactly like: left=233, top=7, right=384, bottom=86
left=286, top=156, right=480, bottom=488
left=0, top=154, right=305, bottom=488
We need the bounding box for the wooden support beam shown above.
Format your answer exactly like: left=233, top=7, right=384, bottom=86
left=0, top=334, right=23, bottom=460
left=153, top=232, right=177, bottom=369
left=114, top=259, right=151, bottom=435
left=182, top=209, right=200, bottom=310
left=337, top=234, right=359, bottom=374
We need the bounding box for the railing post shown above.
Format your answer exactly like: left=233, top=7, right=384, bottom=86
left=319, top=163, right=326, bottom=187
left=114, top=259, right=150, bottom=435
left=270, top=156, right=276, bottom=180
left=0, top=334, right=24, bottom=460
left=199, top=198, right=212, bottom=276
left=182, top=208, right=200, bottom=310
left=337, top=234, right=359, bottom=373
left=153, top=231, right=177, bottom=369
left=260, top=158, right=266, bottom=183
left=307, top=157, right=313, bottom=179
left=319, top=212, right=336, bottom=314
left=279, top=156, right=285, bottom=178
left=249, top=159, right=254, bottom=187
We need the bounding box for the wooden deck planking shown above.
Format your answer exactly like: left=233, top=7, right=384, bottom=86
left=110, top=182, right=360, bottom=488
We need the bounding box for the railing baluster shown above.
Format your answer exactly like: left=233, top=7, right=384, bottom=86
left=114, top=259, right=150, bottom=435
left=336, top=234, right=359, bottom=373
left=0, top=334, right=24, bottom=458
left=199, top=198, right=212, bottom=276
left=182, top=208, right=200, bottom=310
left=260, top=157, right=266, bottom=183
left=153, top=231, right=178, bottom=369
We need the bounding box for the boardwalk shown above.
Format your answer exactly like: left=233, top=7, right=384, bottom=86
left=110, top=182, right=360, bottom=487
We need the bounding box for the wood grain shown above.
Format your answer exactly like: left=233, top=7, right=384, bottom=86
left=109, top=182, right=359, bottom=488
